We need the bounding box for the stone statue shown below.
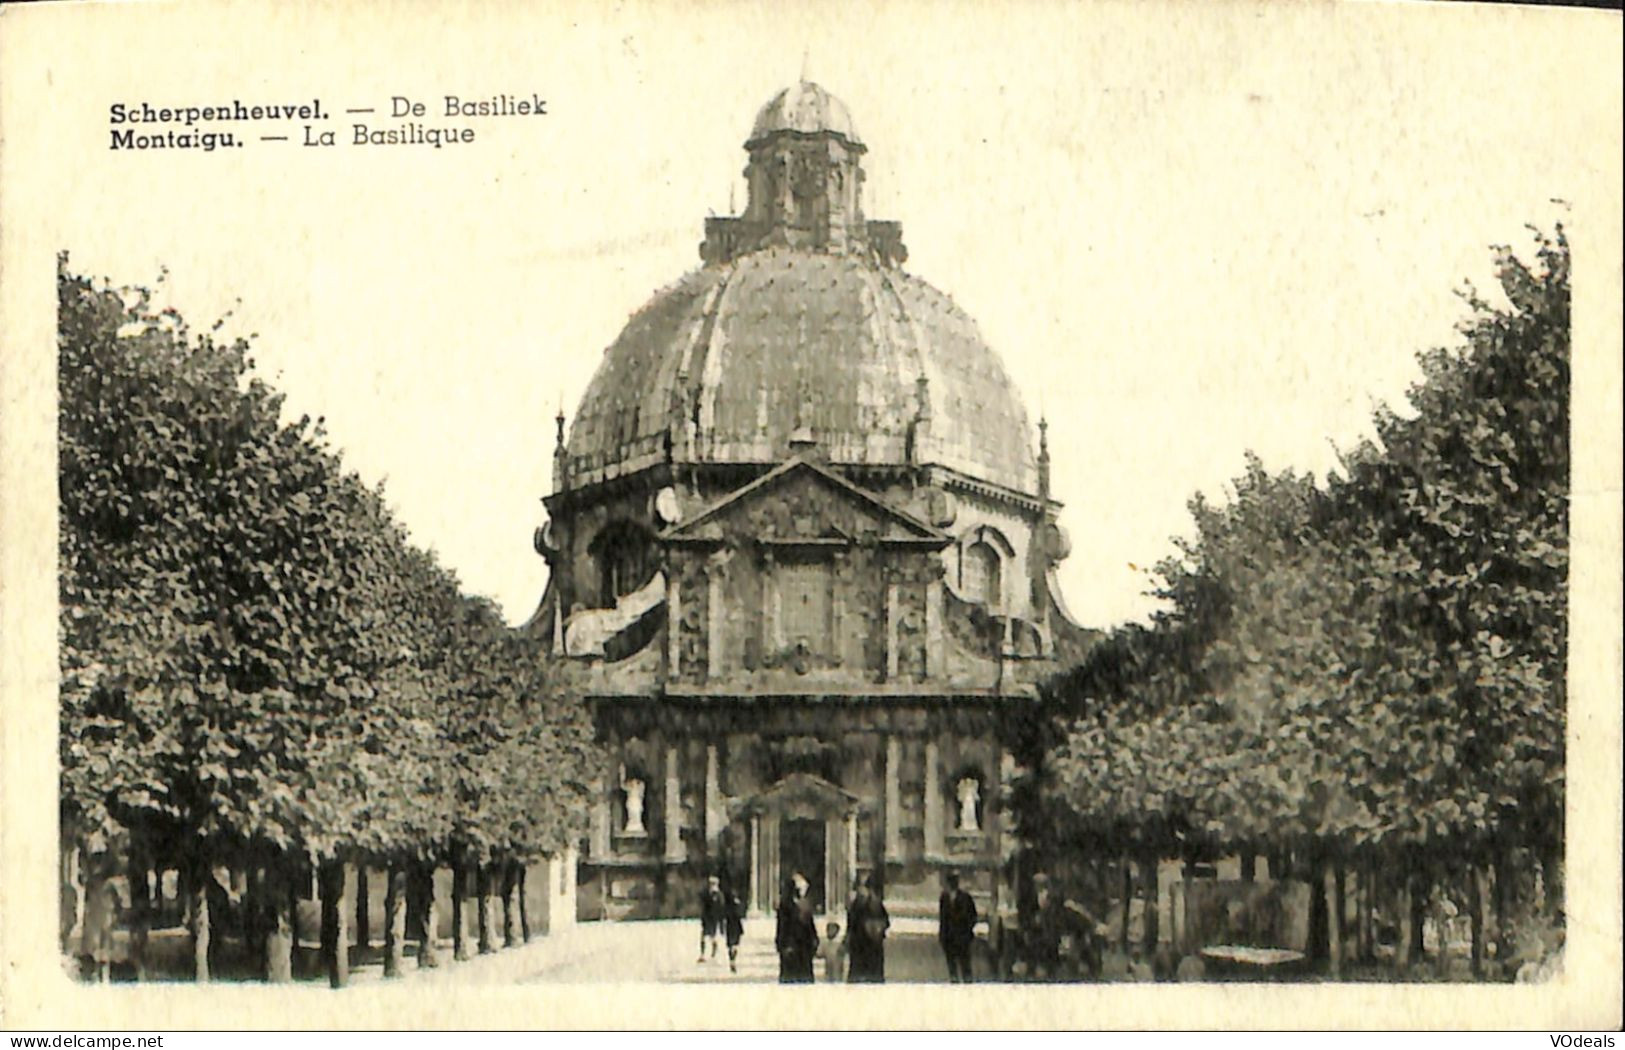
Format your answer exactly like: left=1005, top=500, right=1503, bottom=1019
left=624, top=778, right=646, bottom=835
left=956, top=777, right=980, bottom=832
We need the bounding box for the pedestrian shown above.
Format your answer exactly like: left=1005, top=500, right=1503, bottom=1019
left=723, top=889, right=746, bottom=974
left=845, top=874, right=890, bottom=983
left=698, top=874, right=725, bottom=963
left=938, top=869, right=978, bottom=982
left=1024, top=873, right=1072, bottom=981
left=81, top=877, right=120, bottom=983
left=819, top=920, right=848, bottom=982
left=775, top=872, right=817, bottom=983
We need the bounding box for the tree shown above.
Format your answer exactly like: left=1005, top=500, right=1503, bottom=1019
left=59, top=258, right=602, bottom=983
left=1027, top=227, right=1569, bottom=978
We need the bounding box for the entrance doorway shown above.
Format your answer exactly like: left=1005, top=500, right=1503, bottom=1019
left=780, top=818, right=826, bottom=912
left=742, top=773, right=860, bottom=917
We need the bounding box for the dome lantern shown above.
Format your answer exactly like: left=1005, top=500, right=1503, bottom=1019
left=702, top=82, right=904, bottom=266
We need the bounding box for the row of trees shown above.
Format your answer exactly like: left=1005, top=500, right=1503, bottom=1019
left=58, top=257, right=598, bottom=983
left=1013, top=228, right=1569, bottom=979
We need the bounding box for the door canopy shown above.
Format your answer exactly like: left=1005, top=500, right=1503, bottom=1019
left=735, top=772, right=863, bottom=820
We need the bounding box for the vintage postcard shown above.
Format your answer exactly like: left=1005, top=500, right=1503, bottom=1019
left=1, top=0, right=1621, bottom=1032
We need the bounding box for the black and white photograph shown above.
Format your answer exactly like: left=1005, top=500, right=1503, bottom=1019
left=1, top=0, right=1620, bottom=1031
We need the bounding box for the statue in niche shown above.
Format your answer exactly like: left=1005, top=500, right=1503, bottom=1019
left=956, top=777, right=981, bottom=832
left=623, top=777, right=646, bottom=835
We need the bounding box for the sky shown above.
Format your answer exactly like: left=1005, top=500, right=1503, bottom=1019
left=36, top=0, right=1617, bottom=630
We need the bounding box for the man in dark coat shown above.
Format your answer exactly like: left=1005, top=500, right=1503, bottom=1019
left=1024, top=873, right=1089, bottom=982
left=775, top=872, right=817, bottom=983
left=845, top=874, right=891, bottom=983
left=938, top=870, right=979, bottom=982
left=698, top=874, right=726, bottom=963
left=1023, top=873, right=1065, bottom=981
left=723, top=889, right=746, bottom=974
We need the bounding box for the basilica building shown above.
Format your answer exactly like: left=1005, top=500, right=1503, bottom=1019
left=529, top=81, right=1092, bottom=922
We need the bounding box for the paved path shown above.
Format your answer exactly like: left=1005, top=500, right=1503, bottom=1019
left=360, top=918, right=784, bottom=985
left=365, top=917, right=956, bottom=985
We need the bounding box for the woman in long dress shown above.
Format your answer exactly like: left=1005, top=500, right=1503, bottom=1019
left=775, top=872, right=817, bottom=983
left=845, top=874, right=891, bottom=983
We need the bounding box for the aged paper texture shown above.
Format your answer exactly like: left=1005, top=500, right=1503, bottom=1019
left=3, top=0, right=1621, bottom=1031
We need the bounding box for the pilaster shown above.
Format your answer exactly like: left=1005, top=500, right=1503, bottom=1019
left=884, top=736, right=902, bottom=861
left=846, top=813, right=859, bottom=892
left=925, top=576, right=944, bottom=679
left=924, top=740, right=944, bottom=858
left=884, top=580, right=900, bottom=681
left=706, top=559, right=723, bottom=681
left=750, top=815, right=763, bottom=914
left=665, top=571, right=681, bottom=682
left=704, top=744, right=724, bottom=846
left=590, top=777, right=611, bottom=859
left=664, top=746, right=686, bottom=864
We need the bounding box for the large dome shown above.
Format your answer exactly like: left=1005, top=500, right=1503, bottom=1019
left=558, top=84, right=1038, bottom=496
left=564, top=249, right=1037, bottom=492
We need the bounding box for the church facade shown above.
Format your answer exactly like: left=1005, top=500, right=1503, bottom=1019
left=529, top=82, right=1091, bottom=922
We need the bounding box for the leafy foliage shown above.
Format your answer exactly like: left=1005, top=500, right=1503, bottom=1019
left=1030, top=228, right=1569, bottom=872
left=58, top=257, right=599, bottom=882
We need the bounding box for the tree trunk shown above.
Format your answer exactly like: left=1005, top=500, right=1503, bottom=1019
left=384, top=866, right=407, bottom=978
left=1394, top=861, right=1412, bottom=973
left=415, top=863, right=441, bottom=969
left=1307, top=848, right=1329, bottom=963
left=318, top=860, right=350, bottom=988
left=518, top=864, right=532, bottom=943
left=453, top=863, right=472, bottom=961
left=1118, top=855, right=1132, bottom=952
left=127, top=842, right=151, bottom=981
left=1137, top=858, right=1150, bottom=955
left=1493, top=851, right=1511, bottom=970
left=1240, top=849, right=1256, bottom=883
left=289, top=869, right=303, bottom=975
left=1356, top=855, right=1373, bottom=962
left=477, top=863, right=496, bottom=954
left=1541, top=845, right=1563, bottom=920
left=1391, top=858, right=1404, bottom=975
left=1408, top=863, right=1429, bottom=965
left=1333, top=860, right=1347, bottom=969
left=502, top=861, right=520, bottom=949
left=1324, top=861, right=1342, bottom=979
left=189, top=859, right=211, bottom=984
left=354, top=865, right=370, bottom=962
left=1179, top=863, right=1194, bottom=953
left=264, top=857, right=294, bottom=983
left=1469, top=863, right=1485, bottom=979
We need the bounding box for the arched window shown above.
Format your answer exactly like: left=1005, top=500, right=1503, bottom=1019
left=961, top=540, right=1002, bottom=609
left=589, top=521, right=656, bottom=607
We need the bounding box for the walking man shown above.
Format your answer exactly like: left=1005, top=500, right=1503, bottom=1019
left=698, top=874, right=726, bottom=963
left=939, top=870, right=978, bottom=982
left=723, top=888, right=746, bottom=973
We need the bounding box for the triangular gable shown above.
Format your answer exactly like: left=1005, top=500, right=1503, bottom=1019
left=736, top=772, right=864, bottom=817
left=659, top=457, right=948, bottom=543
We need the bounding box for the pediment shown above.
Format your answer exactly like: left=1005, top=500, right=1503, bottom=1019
left=736, top=772, right=864, bottom=817
left=660, top=458, right=948, bottom=547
